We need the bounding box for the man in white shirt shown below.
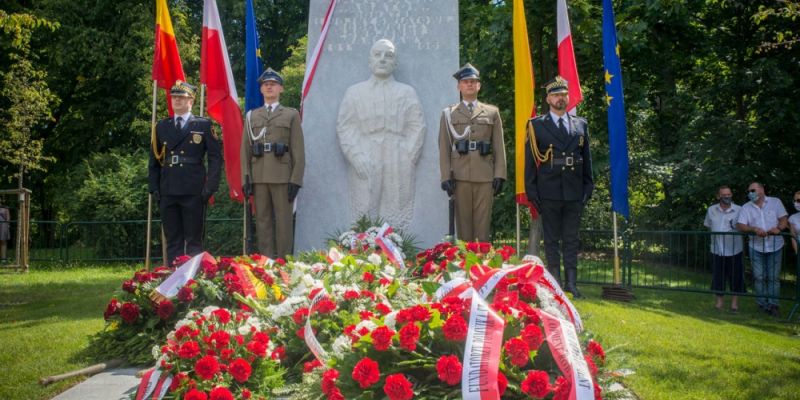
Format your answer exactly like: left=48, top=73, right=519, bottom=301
left=788, top=191, right=800, bottom=253
left=704, top=186, right=744, bottom=312
left=736, top=182, right=788, bottom=316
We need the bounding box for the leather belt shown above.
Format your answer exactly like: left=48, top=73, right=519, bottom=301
left=257, top=142, right=289, bottom=153
left=550, top=156, right=582, bottom=166
left=169, top=156, right=201, bottom=165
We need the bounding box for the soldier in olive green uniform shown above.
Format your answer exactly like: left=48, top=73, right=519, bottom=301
left=438, top=63, right=507, bottom=242
left=241, top=69, right=305, bottom=258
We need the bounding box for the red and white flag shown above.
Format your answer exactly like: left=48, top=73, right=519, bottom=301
left=201, top=0, right=244, bottom=202
left=557, top=0, right=583, bottom=114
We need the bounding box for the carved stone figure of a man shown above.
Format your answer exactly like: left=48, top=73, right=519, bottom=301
left=337, top=39, right=426, bottom=230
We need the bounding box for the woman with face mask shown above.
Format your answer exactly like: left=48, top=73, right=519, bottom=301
left=789, top=191, right=800, bottom=253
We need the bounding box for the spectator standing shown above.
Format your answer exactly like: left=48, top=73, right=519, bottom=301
left=789, top=191, right=800, bottom=253
left=736, top=182, right=788, bottom=316
left=703, top=186, right=744, bottom=312
left=0, top=202, right=9, bottom=261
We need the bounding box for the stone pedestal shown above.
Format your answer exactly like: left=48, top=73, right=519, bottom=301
left=296, top=0, right=459, bottom=251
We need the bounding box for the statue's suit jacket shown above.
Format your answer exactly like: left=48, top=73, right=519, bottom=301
left=524, top=113, right=593, bottom=204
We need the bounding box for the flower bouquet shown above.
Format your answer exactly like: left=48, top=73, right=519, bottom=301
left=91, top=253, right=280, bottom=364
left=136, top=306, right=284, bottom=400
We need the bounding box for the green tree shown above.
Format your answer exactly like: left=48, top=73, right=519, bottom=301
left=0, top=10, right=59, bottom=188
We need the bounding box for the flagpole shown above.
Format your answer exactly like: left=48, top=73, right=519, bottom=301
left=199, top=84, right=205, bottom=117
left=612, top=211, right=620, bottom=284
left=515, top=203, right=521, bottom=255
left=145, top=80, right=158, bottom=270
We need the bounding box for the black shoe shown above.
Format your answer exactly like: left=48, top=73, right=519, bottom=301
left=566, top=285, right=584, bottom=299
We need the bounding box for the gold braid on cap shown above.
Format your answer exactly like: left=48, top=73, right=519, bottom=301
left=527, top=120, right=552, bottom=164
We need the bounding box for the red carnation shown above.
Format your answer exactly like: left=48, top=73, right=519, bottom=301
left=360, top=310, right=375, bottom=320
left=103, top=299, right=120, bottom=320
left=520, top=370, right=551, bottom=399
left=553, top=376, right=570, bottom=400
left=184, top=388, right=208, bottom=400
left=122, top=279, right=137, bottom=294
left=228, top=358, right=252, bottom=383
left=327, top=388, right=345, bottom=400
left=466, top=242, right=479, bottom=253
left=587, top=340, right=606, bottom=363
left=252, top=331, right=270, bottom=344
left=173, top=255, right=191, bottom=266
left=398, top=322, right=420, bottom=351
left=371, top=326, right=395, bottom=351
left=315, top=298, right=337, bottom=314
left=351, top=357, right=380, bottom=389
left=520, top=282, right=538, bottom=299
left=241, top=388, right=252, bottom=399
left=594, top=382, right=603, bottom=400
left=304, top=359, right=323, bottom=373
left=208, top=386, right=234, bottom=400
left=194, top=355, right=220, bottom=380
left=178, top=340, right=201, bottom=359
left=504, top=337, right=531, bottom=367
left=410, top=305, right=431, bottom=322
left=343, top=290, right=360, bottom=300
left=177, top=286, right=194, bottom=303
left=479, top=242, right=492, bottom=253
left=119, top=302, right=140, bottom=324
left=442, top=314, right=468, bottom=341
left=376, top=303, right=392, bottom=315
left=275, top=257, right=286, bottom=265
left=497, top=371, right=508, bottom=396
left=246, top=340, right=267, bottom=357
left=321, top=368, right=339, bottom=394
left=383, top=373, right=414, bottom=400
left=292, top=307, right=309, bottom=325
left=585, top=354, right=598, bottom=376
left=362, top=271, right=375, bottom=283
left=271, top=346, right=286, bottom=361
left=435, top=355, right=462, bottom=386
left=201, top=259, right=218, bottom=278
left=211, top=308, right=231, bottom=324
left=156, top=299, right=175, bottom=320
left=521, top=324, right=544, bottom=350
left=208, top=330, right=230, bottom=350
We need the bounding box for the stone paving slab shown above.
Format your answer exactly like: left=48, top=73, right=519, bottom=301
left=51, top=367, right=139, bottom=400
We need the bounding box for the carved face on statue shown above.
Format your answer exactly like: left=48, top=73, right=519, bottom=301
left=369, top=39, right=397, bottom=79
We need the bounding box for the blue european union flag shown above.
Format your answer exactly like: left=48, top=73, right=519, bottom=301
left=245, top=0, right=264, bottom=112
left=603, top=0, right=630, bottom=219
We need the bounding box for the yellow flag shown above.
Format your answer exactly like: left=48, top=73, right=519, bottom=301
left=513, top=0, right=537, bottom=217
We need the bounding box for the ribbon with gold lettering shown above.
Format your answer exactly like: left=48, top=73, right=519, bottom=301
left=539, top=310, right=594, bottom=400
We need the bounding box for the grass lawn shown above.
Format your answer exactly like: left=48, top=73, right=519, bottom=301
left=575, top=284, right=800, bottom=400
left=0, top=265, right=136, bottom=400
left=1, top=265, right=799, bottom=400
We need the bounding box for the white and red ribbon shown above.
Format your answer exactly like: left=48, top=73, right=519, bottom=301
left=375, top=223, right=405, bottom=267
left=301, top=0, right=338, bottom=113
left=537, top=268, right=584, bottom=333
left=461, top=293, right=505, bottom=400
left=135, top=368, right=172, bottom=400
left=539, top=310, right=594, bottom=400
left=152, top=252, right=215, bottom=301
left=305, top=287, right=330, bottom=362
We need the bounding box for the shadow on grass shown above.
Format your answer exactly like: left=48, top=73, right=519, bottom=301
left=577, top=284, right=799, bottom=336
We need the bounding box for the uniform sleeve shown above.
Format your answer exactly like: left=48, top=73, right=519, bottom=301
left=524, top=123, right=538, bottom=204
left=581, top=121, right=594, bottom=201
left=204, top=122, right=222, bottom=195
left=438, top=110, right=452, bottom=183
left=148, top=123, right=162, bottom=193
left=289, top=111, right=305, bottom=186
left=241, top=112, right=252, bottom=187
left=492, top=108, right=507, bottom=180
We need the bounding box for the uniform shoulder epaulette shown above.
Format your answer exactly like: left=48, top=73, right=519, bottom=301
left=193, top=116, right=211, bottom=123
left=159, top=117, right=173, bottom=124
left=571, top=115, right=587, bottom=123
left=531, top=115, right=547, bottom=122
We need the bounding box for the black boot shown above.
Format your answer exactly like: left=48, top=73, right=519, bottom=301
left=547, top=264, right=561, bottom=286
left=565, top=268, right=583, bottom=299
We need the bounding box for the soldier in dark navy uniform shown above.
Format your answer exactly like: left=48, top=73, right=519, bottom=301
left=149, top=80, right=222, bottom=265
left=524, top=76, right=593, bottom=298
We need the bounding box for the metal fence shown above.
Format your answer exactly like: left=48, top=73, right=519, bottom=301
left=4, top=220, right=798, bottom=310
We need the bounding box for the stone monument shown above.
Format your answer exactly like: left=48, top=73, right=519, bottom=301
left=296, top=0, right=458, bottom=251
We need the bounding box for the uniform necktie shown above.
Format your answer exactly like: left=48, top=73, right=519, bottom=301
left=176, top=116, right=183, bottom=130
left=467, top=102, right=474, bottom=114
left=558, top=117, right=568, bottom=137
left=266, top=105, right=273, bottom=116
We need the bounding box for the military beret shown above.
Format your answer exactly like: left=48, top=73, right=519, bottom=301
left=258, top=68, right=284, bottom=85
left=453, top=63, right=480, bottom=81
left=170, top=80, right=196, bottom=98
left=544, top=75, right=569, bottom=94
